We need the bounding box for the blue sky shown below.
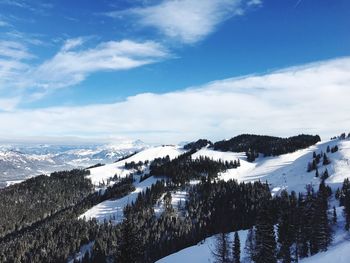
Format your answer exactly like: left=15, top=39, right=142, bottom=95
left=0, top=0, right=349, bottom=143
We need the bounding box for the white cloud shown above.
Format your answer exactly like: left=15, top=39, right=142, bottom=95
left=61, top=37, right=85, bottom=52
left=0, top=57, right=349, bottom=143
left=109, top=0, right=257, bottom=44
left=30, top=39, right=169, bottom=90
left=0, top=40, right=34, bottom=60
left=0, top=97, right=20, bottom=111
left=0, top=38, right=169, bottom=108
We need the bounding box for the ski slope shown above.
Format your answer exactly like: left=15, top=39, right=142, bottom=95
left=80, top=145, right=184, bottom=222
left=87, top=145, right=184, bottom=185
left=156, top=230, right=249, bottom=263
left=80, top=139, right=350, bottom=262
left=193, top=139, right=350, bottom=194
left=158, top=139, right=350, bottom=262
left=157, top=206, right=350, bottom=263
left=79, top=176, right=159, bottom=223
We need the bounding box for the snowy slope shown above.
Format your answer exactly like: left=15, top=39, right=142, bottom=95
left=158, top=139, right=350, bottom=262
left=157, top=230, right=249, bottom=263
left=157, top=206, right=350, bottom=263
left=83, top=139, right=350, bottom=225
left=80, top=176, right=159, bottom=223
left=193, top=139, right=349, bottom=194
left=80, top=145, right=184, bottom=222
left=87, top=145, right=183, bottom=185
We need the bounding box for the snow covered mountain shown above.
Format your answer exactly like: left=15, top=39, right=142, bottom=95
left=74, top=137, right=350, bottom=262
left=0, top=140, right=147, bottom=187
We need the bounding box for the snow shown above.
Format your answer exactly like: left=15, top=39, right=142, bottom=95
left=192, top=140, right=350, bottom=194
left=300, top=241, right=350, bottom=263
left=67, top=241, right=94, bottom=263
left=156, top=230, right=249, bottom=263
left=87, top=145, right=184, bottom=185
left=154, top=190, right=188, bottom=216
left=79, top=176, right=159, bottom=223
left=158, top=206, right=350, bottom=263
left=300, top=206, right=350, bottom=263
left=80, top=139, right=350, bottom=261
left=157, top=139, right=350, bottom=262
left=80, top=145, right=184, bottom=222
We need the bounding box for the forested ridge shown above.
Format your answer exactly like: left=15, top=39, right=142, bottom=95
left=213, top=134, right=321, bottom=161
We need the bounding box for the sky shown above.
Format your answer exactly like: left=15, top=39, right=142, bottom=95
left=0, top=0, right=349, bottom=144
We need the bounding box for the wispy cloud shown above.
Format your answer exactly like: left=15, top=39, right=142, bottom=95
left=31, top=39, right=169, bottom=90
left=107, top=0, right=261, bottom=44
left=0, top=57, right=348, bottom=143
left=0, top=19, right=9, bottom=27
left=0, top=0, right=53, bottom=15
left=0, top=38, right=169, bottom=110
left=0, top=40, right=34, bottom=60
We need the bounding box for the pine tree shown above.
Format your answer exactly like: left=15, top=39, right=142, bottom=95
left=321, top=169, right=329, bottom=180
left=118, top=214, right=143, bottom=263
left=233, top=232, right=240, bottom=263
left=296, top=193, right=311, bottom=258
left=332, top=206, right=337, bottom=225
left=323, top=153, right=330, bottom=165
left=245, top=228, right=256, bottom=262
left=254, top=204, right=277, bottom=263
left=344, top=185, right=350, bottom=231
left=277, top=191, right=293, bottom=263
left=212, top=232, right=230, bottom=263
left=92, top=239, right=106, bottom=263
left=310, top=181, right=332, bottom=254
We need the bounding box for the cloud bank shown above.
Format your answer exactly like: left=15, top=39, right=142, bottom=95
left=0, top=56, right=349, bottom=143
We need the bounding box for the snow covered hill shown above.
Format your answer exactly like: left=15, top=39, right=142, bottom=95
left=193, top=139, right=349, bottom=194
left=80, top=138, right=350, bottom=224
left=0, top=140, right=147, bottom=187
left=74, top=137, right=350, bottom=262
left=80, top=145, right=184, bottom=222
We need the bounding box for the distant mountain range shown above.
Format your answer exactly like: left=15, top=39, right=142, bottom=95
left=0, top=140, right=147, bottom=187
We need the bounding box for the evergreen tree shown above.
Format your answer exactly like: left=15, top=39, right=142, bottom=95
left=332, top=206, right=337, bottom=225
left=310, top=181, right=332, bottom=254
left=254, top=203, right=277, bottom=263
left=277, top=191, right=294, bottom=263
left=233, top=232, right=240, bottom=263
left=321, top=169, right=329, bottom=180
left=344, top=184, right=350, bottom=231
left=323, top=153, right=330, bottom=165
left=315, top=169, right=319, bottom=178
left=118, top=214, right=143, bottom=263
left=245, top=228, right=256, bottom=262
left=212, top=232, right=230, bottom=263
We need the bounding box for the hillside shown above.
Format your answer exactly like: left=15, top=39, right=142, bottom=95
left=1, top=134, right=350, bottom=263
